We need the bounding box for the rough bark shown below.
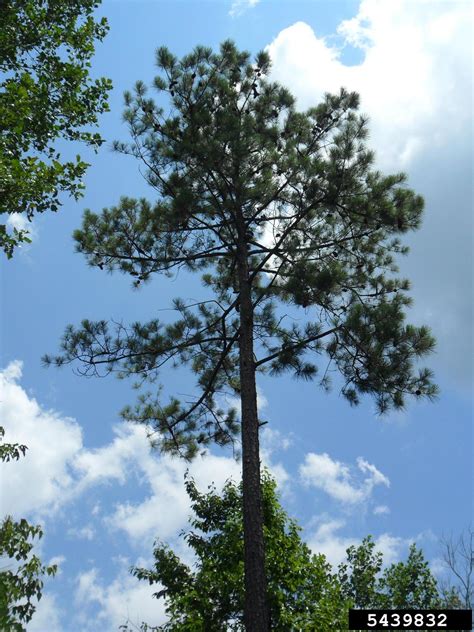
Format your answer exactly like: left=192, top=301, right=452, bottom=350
left=236, top=212, right=270, bottom=631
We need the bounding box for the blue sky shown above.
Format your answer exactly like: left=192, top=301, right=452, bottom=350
left=0, top=0, right=472, bottom=629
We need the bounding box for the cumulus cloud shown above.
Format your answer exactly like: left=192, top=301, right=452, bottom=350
left=0, top=363, right=228, bottom=530
left=267, top=2, right=471, bottom=169
left=212, top=387, right=291, bottom=492
left=0, top=361, right=225, bottom=544
left=261, top=425, right=293, bottom=454
left=0, top=361, right=150, bottom=519
left=5, top=213, right=37, bottom=256
left=0, top=361, right=260, bottom=627
left=0, top=361, right=290, bottom=550
left=104, top=425, right=292, bottom=545
left=221, top=384, right=268, bottom=417
left=28, top=593, right=63, bottom=632
left=299, top=452, right=389, bottom=505
left=307, top=518, right=358, bottom=566
left=266, top=2, right=473, bottom=388
left=72, top=423, right=150, bottom=490
left=375, top=532, right=409, bottom=566
left=357, top=457, right=390, bottom=491
left=307, top=517, right=406, bottom=567
left=430, top=556, right=447, bottom=579
left=229, top=0, right=260, bottom=18
left=260, top=426, right=292, bottom=491
left=0, top=360, right=83, bottom=517
left=74, top=565, right=167, bottom=632
left=105, top=450, right=241, bottom=543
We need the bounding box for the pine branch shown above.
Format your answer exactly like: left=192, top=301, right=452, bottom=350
left=255, top=327, right=339, bottom=368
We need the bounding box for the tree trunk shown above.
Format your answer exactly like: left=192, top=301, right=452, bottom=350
left=236, top=219, right=270, bottom=631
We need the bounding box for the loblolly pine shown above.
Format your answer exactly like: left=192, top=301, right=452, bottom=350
left=44, top=41, right=438, bottom=631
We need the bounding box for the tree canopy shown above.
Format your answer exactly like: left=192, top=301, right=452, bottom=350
left=47, top=40, right=438, bottom=454
left=121, top=471, right=350, bottom=631
left=338, top=535, right=440, bottom=610
left=45, top=40, right=438, bottom=629
left=0, top=0, right=111, bottom=257
left=0, top=428, right=57, bottom=631
left=120, top=472, right=447, bottom=631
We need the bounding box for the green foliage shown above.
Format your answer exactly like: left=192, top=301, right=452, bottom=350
left=121, top=471, right=349, bottom=631
left=338, top=536, right=440, bottom=609
left=378, top=543, right=440, bottom=608
left=338, top=535, right=383, bottom=608
left=0, top=426, right=57, bottom=630
left=46, top=40, right=437, bottom=455
left=0, top=517, right=57, bottom=630
left=0, top=426, right=27, bottom=462
left=0, top=0, right=112, bottom=257
left=120, top=475, right=452, bottom=632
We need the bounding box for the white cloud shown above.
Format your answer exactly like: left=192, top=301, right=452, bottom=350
left=68, top=525, right=96, bottom=541
left=214, top=387, right=291, bottom=492
left=6, top=213, right=30, bottom=233
left=307, top=518, right=358, bottom=566
left=266, top=3, right=473, bottom=388
left=76, top=567, right=101, bottom=605
left=260, top=426, right=292, bottom=491
left=75, top=565, right=167, bottom=632
left=5, top=213, right=37, bottom=255
left=267, top=2, right=471, bottom=170
left=104, top=414, right=293, bottom=545
left=229, top=0, right=260, bottom=18
left=0, top=361, right=83, bottom=517
left=0, top=363, right=233, bottom=537
left=356, top=457, right=390, bottom=493
left=307, top=517, right=406, bottom=567
left=256, top=386, right=268, bottom=411
left=373, top=504, right=390, bottom=515
left=222, top=384, right=268, bottom=416
left=375, top=532, right=407, bottom=566
left=0, top=361, right=148, bottom=519
left=105, top=450, right=241, bottom=544
left=0, top=361, right=235, bottom=545
left=0, top=361, right=291, bottom=554
left=299, top=452, right=389, bottom=505
left=6, top=212, right=36, bottom=242
left=48, top=555, right=66, bottom=575
left=430, top=556, right=447, bottom=578
left=28, top=593, right=63, bottom=632
left=261, top=426, right=293, bottom=454
left=72, top=423, right=149, bottom=490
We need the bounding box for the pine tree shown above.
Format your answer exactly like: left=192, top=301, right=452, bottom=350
left=45, top=41, right=438, bottom=630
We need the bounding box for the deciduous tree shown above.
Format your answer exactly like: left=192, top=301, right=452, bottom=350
left=0, top=0, right=111, bottom=257
left=120, top=475, right=447, bottom=631
left=0, top=428, right=57, bottom=630
left=120, top=471, right=348, bottom=631
left=338, top=536, right=440, bottom=609
left=438, top=528, right=473, bottom=615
